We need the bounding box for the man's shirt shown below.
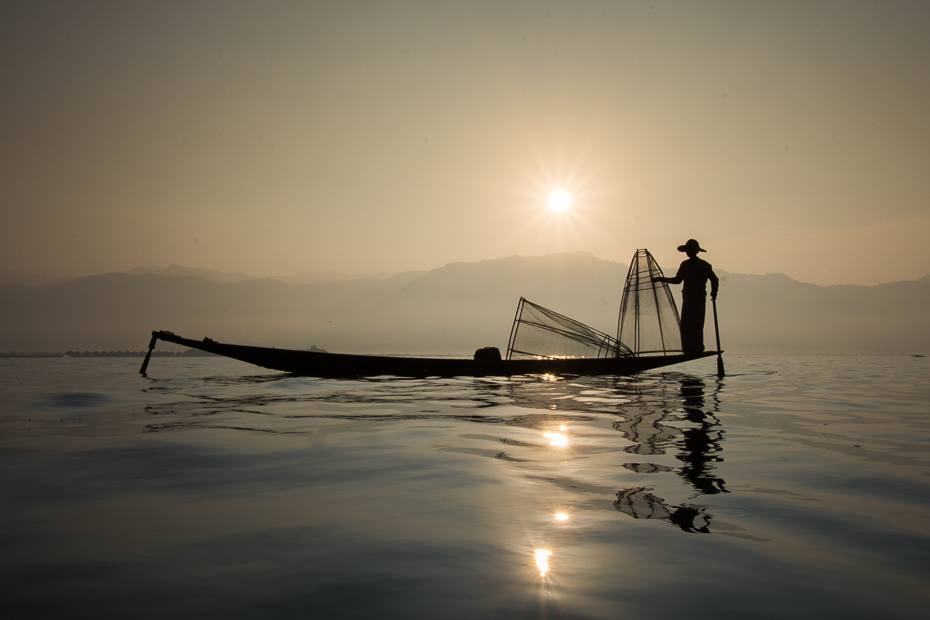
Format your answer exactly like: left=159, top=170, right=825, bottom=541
left=675, top=257, right=719, bottom=302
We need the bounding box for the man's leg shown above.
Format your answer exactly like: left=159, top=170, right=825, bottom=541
left=679, top=299, right=706, bottom=354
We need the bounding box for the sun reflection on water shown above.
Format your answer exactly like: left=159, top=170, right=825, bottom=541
left=543, top=431, right=568, bottom=447
left=534, top=549, right=553, bottom=576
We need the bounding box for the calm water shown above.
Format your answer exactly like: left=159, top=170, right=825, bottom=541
left=1, top=355, right=928, bottom=619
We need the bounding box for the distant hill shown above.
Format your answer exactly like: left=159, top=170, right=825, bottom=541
left=124, top=265, right=258, bottom=284
left=0, top=252, right=927, bottom=355
left=276, top=270, right=397, bottom=285
left=124, top=265, right=397, bottom=285
left=712, top=272, right=930, bottom=354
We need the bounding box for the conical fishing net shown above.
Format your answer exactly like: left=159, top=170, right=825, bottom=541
left=616, top=249, right=682, bottom=356
left=506, top=297, right=631, bottom=360
left=504, top=249, right=680, bottom=361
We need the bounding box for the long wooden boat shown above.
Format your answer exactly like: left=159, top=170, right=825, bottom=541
left=140, top=330, right=718, bottom=378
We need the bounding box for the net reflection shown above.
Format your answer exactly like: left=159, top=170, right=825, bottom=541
left=613, top=487, right=711, bottom=533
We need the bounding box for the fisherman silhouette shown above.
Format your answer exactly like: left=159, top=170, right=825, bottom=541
left=653, top=239, right=719, bottom=355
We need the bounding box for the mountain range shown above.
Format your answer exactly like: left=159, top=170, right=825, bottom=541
left=0, top=265, right=396, bottom=287
left=1, top=252, right=927, bottom=355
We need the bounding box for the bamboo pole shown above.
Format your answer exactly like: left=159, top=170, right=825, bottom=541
left=712, top=298, right=724, bottom=378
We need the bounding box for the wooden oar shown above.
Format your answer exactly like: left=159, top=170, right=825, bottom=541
left=712, top=298, right=725, bottom=378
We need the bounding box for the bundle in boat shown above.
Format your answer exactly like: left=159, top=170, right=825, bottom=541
left=506, top=297, right=632, bottom=360
left=616, top=249, right=682, bottom=356
left=505, top=249, right=682, bottom=361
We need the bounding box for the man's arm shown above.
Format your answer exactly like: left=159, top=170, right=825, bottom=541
left=709, top=269, right=719, bottom=300
left=654, top=263, right=684, bottom=285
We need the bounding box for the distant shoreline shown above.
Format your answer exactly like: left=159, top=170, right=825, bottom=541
left=0, top=350, right=218, bottom=358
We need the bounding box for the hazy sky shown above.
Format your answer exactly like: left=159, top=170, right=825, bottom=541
left=2, top=0, right=928, bottom=285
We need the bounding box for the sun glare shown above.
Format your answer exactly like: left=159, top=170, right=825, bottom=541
left=547, top=190, right=572, bottom=212
left=534, top=549, right=553, bottom=576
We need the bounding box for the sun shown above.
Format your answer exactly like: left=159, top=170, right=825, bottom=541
left=547, top=190, right=572, bottom=212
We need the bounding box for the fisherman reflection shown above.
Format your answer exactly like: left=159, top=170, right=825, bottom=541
left=653, top=239, right=719, bottom=355
left=677, top=377, right=728, bottom=495
left=614, top=376, right=727, bottom=533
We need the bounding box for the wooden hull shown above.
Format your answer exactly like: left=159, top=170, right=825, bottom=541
left=144, top=331, right=717, bottom=378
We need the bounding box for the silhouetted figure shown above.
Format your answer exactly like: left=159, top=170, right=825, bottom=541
left=654, top=239, right=719, bottom=355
